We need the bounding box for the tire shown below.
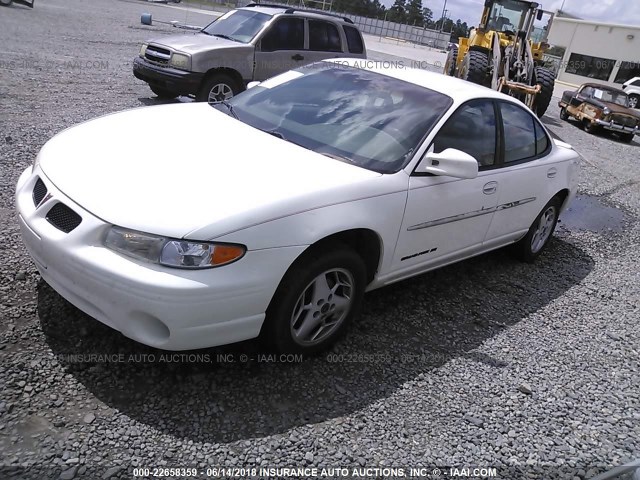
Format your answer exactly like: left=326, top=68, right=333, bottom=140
left=583, top=119, right=599, bottom=134
left=264, top=245, right=366, bottom=354
left=458, top=50, right=490, bottom=87
left=629, top=94, right=639, bottom=109
left=149, top=85, right=178, bottom=100
left=620, top=132, right=634, bottom=143
left=512, top=196, right=562, bottom=263
left=532, top=66, right=555, bottom=118
left=559, top=107, right=569, bottom=121
left=0, top=0, right=13, bottom=6
left=196, top=73, right=239, bottom=104
left=444, top=45, right=458, bottom=76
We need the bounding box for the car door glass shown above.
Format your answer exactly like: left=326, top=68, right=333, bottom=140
left=432, top=100, right=497, bottom=167
left=260, top=18, right=304, bottom=52
left=309, top=20, right=342, bottom=52
left=500, top=102, right=536, bottom=163
left=534, top=120, right=549, bottom=155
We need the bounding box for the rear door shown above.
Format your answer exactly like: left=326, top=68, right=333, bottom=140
left=303, top=19, right=346, bottom=64
left=254, top=17, right=306, bottom=81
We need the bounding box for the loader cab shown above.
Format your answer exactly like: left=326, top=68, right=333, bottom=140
left=481, top=0, right=539, bottom=34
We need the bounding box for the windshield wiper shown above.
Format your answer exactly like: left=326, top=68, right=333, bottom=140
left=218, top=100, right=238, bottom=119
left=212, top=33, right=239, bottom=42
left=318, top=152, right=356, bottom=164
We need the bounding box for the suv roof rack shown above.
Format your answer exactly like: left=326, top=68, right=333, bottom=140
left=244, top=3, right=354, bottom=24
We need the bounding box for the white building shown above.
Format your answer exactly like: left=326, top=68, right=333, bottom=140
left=547, top=16, right=640, bottom=88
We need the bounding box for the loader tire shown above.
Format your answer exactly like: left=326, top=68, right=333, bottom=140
left=459, top=50, right=490, bottom=87
left=533, top=67, right=555, bottom=118
left=444, top=45, right=458, bottom=76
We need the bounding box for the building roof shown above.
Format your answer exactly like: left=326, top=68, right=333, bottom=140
left=553, top=16, right=640, bottom=31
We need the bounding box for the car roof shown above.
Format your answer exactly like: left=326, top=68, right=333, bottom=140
left=323, top=58, right=521, bottom=104
left=240, top=4, right=354, bottom=24
left=580, top=83, right=627, bottom=95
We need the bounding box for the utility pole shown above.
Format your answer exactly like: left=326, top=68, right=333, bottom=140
left=439, top=0, right=447, bottom=32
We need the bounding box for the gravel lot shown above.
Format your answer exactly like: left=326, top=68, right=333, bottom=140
left=1, top=1, right=639, bottom=479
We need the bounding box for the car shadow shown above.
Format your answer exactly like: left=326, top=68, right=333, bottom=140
left=39, top=238, right=594, bottom=444
left=137, top=96, right=192, bottom=106
left=557, top=117, right=638, bottom=145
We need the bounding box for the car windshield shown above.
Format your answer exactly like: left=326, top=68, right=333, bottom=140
left=225, top=64, right=452, bottom=173
left=487, top=0, right=528, bottom=32
left=201, top=9, right=271, bottom=43
left=592, top=88, right=629, bottom=107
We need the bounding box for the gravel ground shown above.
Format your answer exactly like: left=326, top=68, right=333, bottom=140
left=1, top=1, right=639, bottom=479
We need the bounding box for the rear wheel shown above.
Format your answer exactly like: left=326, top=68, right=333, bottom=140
left=149, top=85, right=178, bottom=100
left=444, top=45, right=458, bottom=76
left=532, top=66, right=555, bottom=118
left=264, top=245, right=366, bottom=354
left=512, top=196, right=562, bottom=263
left=458, top=50, right=490, bottom=87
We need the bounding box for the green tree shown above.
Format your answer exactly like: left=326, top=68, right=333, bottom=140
left=388, top=0, right=407, bottom=23
left=406, top=0, right=425, bottom=26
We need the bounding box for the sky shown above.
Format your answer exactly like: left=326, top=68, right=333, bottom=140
left=381, top=0, right=640, bottom=28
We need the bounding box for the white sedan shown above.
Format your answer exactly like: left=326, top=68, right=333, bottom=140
left=16, top=60, right=580, bottom=354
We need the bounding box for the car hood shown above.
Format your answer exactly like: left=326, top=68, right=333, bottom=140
left=599, top=100, right=640, bottom=119
left=150, top=32, right=246, bottom=54
left=38, top=103, right=384, bottom=240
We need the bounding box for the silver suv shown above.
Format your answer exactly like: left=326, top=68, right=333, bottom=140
left=133, top=4, right=367, bottom=103
left=622, top=77, right=640, bottom=109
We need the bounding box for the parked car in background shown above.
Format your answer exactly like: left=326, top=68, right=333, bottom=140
left=133, top=4, right=366, bottom=103
left=18, top=60, right=579, bottom=354
left=622, top=76, right=640, bottom=109
left=558, top=83, right=640, bottom=143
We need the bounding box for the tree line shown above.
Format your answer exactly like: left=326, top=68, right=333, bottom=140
left=329, top=0, right=471, bottom=40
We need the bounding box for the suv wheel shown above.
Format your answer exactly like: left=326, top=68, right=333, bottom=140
left=0, top=0, right=13, bottom=6
left=629, top=94, right=639, bottom=109
left=149, top=85, right=178, bottom=100
left=197, top=73, right=239, bottom=104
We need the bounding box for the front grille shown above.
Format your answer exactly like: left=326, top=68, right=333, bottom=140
left=611, top=115, right=637, bottom=128
left=46, top=203, right=82, bottom=233
left=145, top=45, right=171, bottom=66
left=32, top=177, right=47, bottom=207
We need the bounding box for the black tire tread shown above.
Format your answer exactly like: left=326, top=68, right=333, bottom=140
left=533, top=66, right=555, bottom=118
left=460, top=50, right=489, bottom=87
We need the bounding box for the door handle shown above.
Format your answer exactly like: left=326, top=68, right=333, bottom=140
left=547, top=167, right=558, bottom=178
left=483, top=181, right=498, bottom=195
left=291, top=54, right=304, bottom=61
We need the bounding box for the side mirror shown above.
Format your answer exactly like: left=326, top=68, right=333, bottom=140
left=247, top=81, right=261, bottom=89
left=417, top=149, right=479, bottom=179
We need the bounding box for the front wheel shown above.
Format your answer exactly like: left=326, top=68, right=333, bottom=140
left=264, top=246, right=366, bottom=354
left=620, top=132, right=634, bottom=143
left=0, top=0, right=13, bottom=6
left=512, top=196, right=562, bottom=263
left=149, top=85, right=178, bottom=99
left=583, top=119, right=599, bottom=134
left=458, top=50, right=490, bottom=87
left=196, top=73, right=239, bottom=104
left=532, top=67, right=555, bottom=118
left=559, top=107, right=569, bottom=121
left=628, top=94, right=639, bottom=109
left=444, top=45, right=458, bottom=76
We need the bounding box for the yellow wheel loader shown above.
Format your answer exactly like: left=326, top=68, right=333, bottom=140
left=444, top=0, right=555, bottom=118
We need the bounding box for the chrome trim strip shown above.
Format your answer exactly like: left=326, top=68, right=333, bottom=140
left=408, top=197, right=536, bottom=231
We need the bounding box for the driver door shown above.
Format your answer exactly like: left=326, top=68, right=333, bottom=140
left=254, top=17, right=306, bottom=81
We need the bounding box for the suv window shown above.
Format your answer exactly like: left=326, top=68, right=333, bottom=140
left=309, top=20, right=342, bottom=52
left=432, top=99, right=497, bottom=167
left=344, top=25, right=364, bottom=54
left=500, top=102, right=537, bottom=163
left=261, top=18, right=304, bottom=52
left=633, top=79, right=640, bottom=87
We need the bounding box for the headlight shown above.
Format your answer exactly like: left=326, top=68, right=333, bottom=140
left=139, top=43, right=148, bottom=58
left=169, top=52, right=190, bottom=70
left=104, top=227, right=246, bottom=269
left=603, top=107, right=611, bottom=116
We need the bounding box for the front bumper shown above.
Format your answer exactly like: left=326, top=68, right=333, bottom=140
left=595, top=119, right=639, bottom=135
left=133, top=57, right=203, bottom=96
left=16, top=167, right=306, bottom=350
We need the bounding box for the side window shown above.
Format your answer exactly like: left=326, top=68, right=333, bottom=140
left=432, top=100, right=497, bottom=167
left=534, top=120, right=550, bottom=155
left=581, top=86, right=593, bottom=98
left=260, top=18, right=304, bottom=52
left=500, top=102, right=537, bottom=163
left=309, top=20, right=342, bottom=52
left=343, top=25, right=364, bottom=54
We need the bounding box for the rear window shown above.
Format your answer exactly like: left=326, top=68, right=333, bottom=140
left=309, top=20, right=342, bottom=52
left=343, top=25, right=364, bottom=54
